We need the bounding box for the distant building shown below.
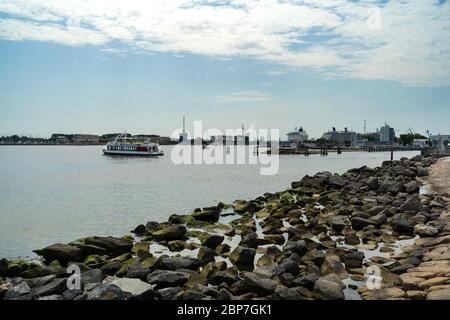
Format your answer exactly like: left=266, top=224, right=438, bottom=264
left=55, top=135, right=69, bottom=144
left=379, top=123, right=395, bottom=143
left=286, top=127, right=308, bottom=144
left=413, top=139, right=428, bottom=148
left=322, top=127, right=357, bottom=145
left=73, top=134, right=99, bottom=144
left=430, top=134, right=450, bottom=146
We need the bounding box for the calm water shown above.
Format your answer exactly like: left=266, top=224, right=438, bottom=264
left=0, top=146, right=419, bottom=258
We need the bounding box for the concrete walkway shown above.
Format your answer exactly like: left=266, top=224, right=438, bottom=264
left=423, top=156, right=450, bottom=195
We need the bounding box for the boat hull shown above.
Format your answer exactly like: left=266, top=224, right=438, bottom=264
left=103, top=150, right=164, bottom=157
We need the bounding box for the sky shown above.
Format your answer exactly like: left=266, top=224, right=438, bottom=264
left=0, top=0, right=449, bottom=139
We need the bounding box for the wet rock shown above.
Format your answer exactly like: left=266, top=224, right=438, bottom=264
left=209, top=271, right=240, bottom=286
left=0, top=258, right=7, bottom=276
left=328, top=175, right=346, bottom=188
left=34, top=243, right=83, bottom=265
left=62, top=289, right=83, bottom=300
left=216, top=244, right=231, bottom=256
left=344, top=251, right=365, bottom=269
left=25, top=274, right=56, bottom=289
left=199, top=233, right=224, bottom=249
left=198, top=246, right=216, bottom=264
left=217, top=288, right=234, bottom=300
left=147, top=270, right=190, bottom=289
left=330, top=216, right=348, bottom=232
left=157, top=287, right=182, bottom=300
left=132, top=224, right=146, bottom=235
left=189, top=283, right=218, bottom=297
left=404, top=181, right=420, bottom=194
left=242, top=272, right=278, bottom=296
left=167, top=240, right=186, bottom=252
left=159, top=256, right=202, bottom=271
left=400, top=198, right=423, bottom=213
left=369, top=213, right=387, bottom=226
left=81, top=269, right=104, bottom=289
left=78, top=244, right=108, bottom=257
left=100, top=260, right=122, bottom=276
left=414, top=224, right=438, bottom=237
left=145, top=221, right=161, bottom=233
left=151, top=225, right=187, bottom=241
left=274, top=285, right=306, bottom=300
left=3, top=281, right=31, bottom=300
left=293, top=273, right=319, bottom=290
left=392, top=219, right=415, bottom=235
left=229, top=246, right=256, bottom=271
left=321, top=254, right=348, bottom=279
left=313, top=276, right=344, bottom=300
left=283, top=240, right=308, bottom=256
left=239, top=232, right=259, bottom=249
left=192, top=207, right=220, bottom=222
left=279, top=258, right=299, bottom=276
left=85, top=283, right=125, bottom=300
left=366, top=177, right=380, bottom=190
left=351, top=217, right=376, bottom=231
left=302, top=249, right=326, bottom=267
left=174, top=289, right=208, bottom=300
left=344, top=234, right=360, bottom=246
left=104, top=276, right=155, bottom=300
left=33, top=278, right=68, bottom=297
left=84, top=236, right=133, bottom=256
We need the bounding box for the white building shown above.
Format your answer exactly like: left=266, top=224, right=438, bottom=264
left=379, top=123, right=395, bottom=143
left=413, top=139, right=428, bottom=148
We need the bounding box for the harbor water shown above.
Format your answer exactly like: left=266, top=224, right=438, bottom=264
left=0, top=145, right=419, bottom=258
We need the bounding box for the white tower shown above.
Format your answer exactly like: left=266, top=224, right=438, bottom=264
left=179, top=116, right=189, bottom=144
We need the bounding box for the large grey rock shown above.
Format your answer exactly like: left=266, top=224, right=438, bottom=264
left=33, top=278, right=68, bottom=297
left=159, top=256, right=202, bottom=271
left=151, top=225, right=186, bottom=241
left=229, top=246, right=256, bottom=271
left=199, top=233, right=224, bottom=249
left=351, top=217, right=375, bottom=230
left=84, top=236, right=133, bottom=256
left=404, top=181, right=420, bottom=193
left=327, top=175, right=346, bottom=188
left=85, top=283, right=125, bottom=300
left=400, top=198, right=423, bottom=213
left=104, top=276, right=155, bottom=299
left=81, top=269, right=104, bottom=288
left=242, top=272, right=278, bottom=296
left=25, top=274, right=56, bottom=288
left=146, top=270, right=190, bottom=288
left=34, top=243, right=83, bottom=265
left=366, top=177, right=379, bottom=190
left=192, top=208, right=220, bottom=222
left=314, top=276, right=344, bottom=300
left=414, top=224, right=438, bottom=237
left=392, top=219, right=415, bottom=235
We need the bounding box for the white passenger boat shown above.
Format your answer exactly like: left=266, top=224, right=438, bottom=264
left=103, top=134, right=164, bottom=157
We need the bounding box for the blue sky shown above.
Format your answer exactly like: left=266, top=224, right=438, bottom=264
left=0, top=0, right=449, bottom=139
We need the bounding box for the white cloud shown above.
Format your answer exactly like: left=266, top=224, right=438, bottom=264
left=0, top=0, right=449, bottom=86
left=216, top=90, right=270, bottom=102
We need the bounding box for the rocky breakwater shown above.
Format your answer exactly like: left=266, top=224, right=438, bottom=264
left=1, top=155, right=449, bottom=300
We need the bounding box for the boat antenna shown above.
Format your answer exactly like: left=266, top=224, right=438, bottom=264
left=183, top=116, right=186, bottom=133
